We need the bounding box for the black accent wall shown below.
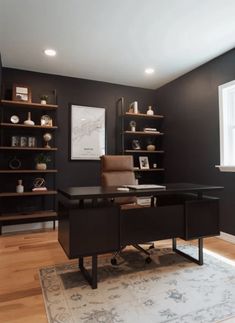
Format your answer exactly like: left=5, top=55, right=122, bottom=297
left=155, top=48, right=235, bottom=235
left=2, top=68, right=157, bottom=188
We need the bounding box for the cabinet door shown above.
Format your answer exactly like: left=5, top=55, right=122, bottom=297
left=185, top=197, right=220, bottom=240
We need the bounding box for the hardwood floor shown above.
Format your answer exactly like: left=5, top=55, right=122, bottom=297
left=0, top=229, right=235, bottom=323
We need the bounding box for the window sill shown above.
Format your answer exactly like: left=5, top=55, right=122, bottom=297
left=215, top=165, right=235, bottom=172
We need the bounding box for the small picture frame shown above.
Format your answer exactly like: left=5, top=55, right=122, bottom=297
left=139, top=156, right=149, bottom=169
left=12, top=84, right=32, bottom=103
left=40, top=115, right=52, bottom=126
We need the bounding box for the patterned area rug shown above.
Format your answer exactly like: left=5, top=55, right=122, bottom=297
left=39, top=246, right=235, bottom=323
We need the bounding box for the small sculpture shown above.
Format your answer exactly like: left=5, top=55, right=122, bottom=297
left=43, top=133, right=52, bottom=148
left=129, top=120, right=136, bottom=132
left=32, top=177, right=47, bottom=191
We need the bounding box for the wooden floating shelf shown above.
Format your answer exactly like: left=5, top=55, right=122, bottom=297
left=0, top=190, right=57, bottom=197
left=124, top=112, right=164, bottom=119
left=124, top=131, right=164, bottom=136
left=0, top=99, right=58, bottom=110
left=0, top=146, right=57, bottom=151
left=0, top=210, right=57, bottom=221
left=134, top=168, right=165, bottom=172
left=0, top=169, right=57, bottom=174
left=0, top=123, right=58, bottom=129
left=125, top=150, right=164, bottom=154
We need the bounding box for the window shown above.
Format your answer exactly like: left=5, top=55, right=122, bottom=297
left=218, top=80, right=235, bottom=172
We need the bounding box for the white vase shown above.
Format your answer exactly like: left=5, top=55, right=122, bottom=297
left=147, top=106, right=154, bottom=115
left=16, top=179, right=24, bottom=193
left=36, top=163, right=47, bottom=170
left=41, top=100, right=47, bottom=105
left=24, top=112, right=35, bottom=126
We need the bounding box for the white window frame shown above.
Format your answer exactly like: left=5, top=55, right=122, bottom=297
left=216, top=80, right=235, bottom=172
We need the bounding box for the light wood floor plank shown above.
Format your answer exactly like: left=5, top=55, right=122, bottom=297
left=0, top=229, right=235, bottom=323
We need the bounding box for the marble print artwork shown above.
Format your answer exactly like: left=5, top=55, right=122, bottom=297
left=39, top=246, right=235, bottom=323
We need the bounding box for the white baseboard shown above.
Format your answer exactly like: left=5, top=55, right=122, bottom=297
left=218, top=231, right=235, bottom=244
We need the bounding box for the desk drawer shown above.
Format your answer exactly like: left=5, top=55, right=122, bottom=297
left=121, top=205, right=184, bottom=245
left=184, top=196, right=220, bottom=240
left=58, top=202, right=119, bottom=258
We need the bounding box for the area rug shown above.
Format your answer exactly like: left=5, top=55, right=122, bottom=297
left=39, top=246, right=235, bottom=323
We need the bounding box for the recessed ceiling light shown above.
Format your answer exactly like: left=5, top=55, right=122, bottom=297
left=145, top=68, right=154, bottom=74
left=44, top=49, right=57, bottom=57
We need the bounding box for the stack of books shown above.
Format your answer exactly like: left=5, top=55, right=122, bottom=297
left=143, top=127, right=159, bottom=133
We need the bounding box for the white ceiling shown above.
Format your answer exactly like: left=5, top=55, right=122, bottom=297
left=0, top=0, right=235, bottom=89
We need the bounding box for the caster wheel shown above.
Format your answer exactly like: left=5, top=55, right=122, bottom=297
left=145, top=257, right=152, bottom=264
left=111, top=258, right=118, bottom=266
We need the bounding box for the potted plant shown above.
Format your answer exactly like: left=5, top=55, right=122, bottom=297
left=40, top=95, right=49, bottom=105
left=35, top=153, right=51, bottom=170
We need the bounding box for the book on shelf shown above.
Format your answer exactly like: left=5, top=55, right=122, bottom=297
left=32, top=187, right=48, bottom=191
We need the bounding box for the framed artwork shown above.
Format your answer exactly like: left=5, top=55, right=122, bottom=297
left=70, top=104, right=106, bottom=160
left=139, top=156, right=149, bottom=169
left=12, top=84, right=32, bottom=102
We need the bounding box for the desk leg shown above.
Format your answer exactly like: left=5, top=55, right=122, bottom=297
left=172, top=238, right=203, bottom=265
left=78, top=255, right=98, bottom=289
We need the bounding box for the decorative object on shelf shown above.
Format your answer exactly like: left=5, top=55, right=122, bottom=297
left=9, top=156, right=21, bottom=169
left=129, top=120, right=136, bottom=132
left=16, top=179, right=24, bottom=193
left=129, top=101, right=138, bottom=114
left=10, top=115, right=19, bottom=124
left=146, top=105, right=154, bottom=115
left=28, top=136, right=37, bottom=148
left=40, top=95, right=49, bottom=105
left=147, top=144, right=156, bottom=151
left=11, top=136, right=20, bottom=147
left=139, top=156, right=149, bottom=169
left=35, top=153, right=51, bottom=170
left=32, top=177, right=47, bottom=191
left=41, top=114, right=52, bottom=126
left=153, top=163, right=157, bottom=168
left=24, top=112, right=35, bottom=126
left=70, top=104, right=106, bottom=160
left=146, top=138, right=156, bottom=151
left=20, top=136, right=28, bottom=147
left=132, top=139, right=141, bottom=150
left=143, top=127, right=158, bottom=132
left=43, top=132, right=52, bottom=148
left=13, top=84, right=31, bottom=102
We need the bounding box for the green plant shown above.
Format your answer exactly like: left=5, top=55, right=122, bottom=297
left=35, top=153, right=51, bottom=164
left=40, top=95, right=49, bottom=101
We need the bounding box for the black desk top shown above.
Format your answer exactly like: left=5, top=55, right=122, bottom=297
left=58, top=183, right=223, bottom=200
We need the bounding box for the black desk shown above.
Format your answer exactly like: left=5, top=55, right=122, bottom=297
left=58, top=183, right=223, bottom=288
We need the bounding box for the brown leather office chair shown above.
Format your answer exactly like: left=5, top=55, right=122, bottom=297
left=100, top=155, right=153, bottom=264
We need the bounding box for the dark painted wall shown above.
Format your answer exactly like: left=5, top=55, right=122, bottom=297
left=2, top=68, right=157, bottom=188
left=155, top=48, right=235, bottom=235
left=0, top=53, right=2, bottom=98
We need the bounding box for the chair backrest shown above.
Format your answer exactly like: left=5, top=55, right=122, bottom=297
left=100, top=155, right=136, bottom=204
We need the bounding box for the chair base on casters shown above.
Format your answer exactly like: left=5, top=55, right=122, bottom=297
left=111, top=243, right=153, bottom=265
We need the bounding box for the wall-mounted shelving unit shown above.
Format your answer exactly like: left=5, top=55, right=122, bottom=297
left=117, top=97, right=165, bottom=184
left=0, top=98, right=58, bottom=234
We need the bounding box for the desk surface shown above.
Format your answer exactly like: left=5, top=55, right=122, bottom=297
left=58, top=183, right=223, bottom=200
